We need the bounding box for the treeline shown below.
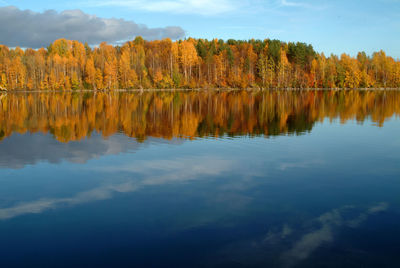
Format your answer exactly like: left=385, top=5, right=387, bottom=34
left=1, top=90, right=399, bottom=142
left=0, top=37, right=399, bottom=90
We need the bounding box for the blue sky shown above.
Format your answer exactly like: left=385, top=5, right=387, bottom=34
left=0, top=0, right=399, bottom=58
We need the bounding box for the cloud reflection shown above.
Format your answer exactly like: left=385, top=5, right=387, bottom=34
left=282, top=203, right=389, bottom=267
left=0, top=156, right=232, bottom=221
left=0, top=182, right=138, bottom=220
left=278, top=160, right=325, bottom=171
left=0, top=133, right=182, bottom=169
left=216, top=203, right=389, bottom=267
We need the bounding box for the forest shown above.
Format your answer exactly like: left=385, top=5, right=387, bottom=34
left=0, top=37, right=399, bottom=90
left=1, top=90, right=399, bottom=142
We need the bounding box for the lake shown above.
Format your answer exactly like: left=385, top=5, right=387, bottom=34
left=0, top=89, right=399, bottom=268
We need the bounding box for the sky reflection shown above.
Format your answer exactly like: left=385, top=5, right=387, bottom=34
left=0, top=91, right=399, bottom=267
left=0, top=156, right=233, bottom=221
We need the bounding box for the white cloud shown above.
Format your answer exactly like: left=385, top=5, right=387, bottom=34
left=84, top=0, right=240, bottom=16
left=279, top=0, right=328, bottom=10
left=281, top=0, right=305, bottom=7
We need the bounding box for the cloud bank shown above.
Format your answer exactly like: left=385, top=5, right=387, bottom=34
left=0, top=6, right=185, bottom=48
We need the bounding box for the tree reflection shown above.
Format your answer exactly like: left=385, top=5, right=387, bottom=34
left=0, top=90, right=399, bottom=143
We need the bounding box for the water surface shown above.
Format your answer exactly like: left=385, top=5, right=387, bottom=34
left=0, top=90, right=399, bottom=267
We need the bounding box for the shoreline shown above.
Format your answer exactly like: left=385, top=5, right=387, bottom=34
left=1, top=88, right=400, bottom=94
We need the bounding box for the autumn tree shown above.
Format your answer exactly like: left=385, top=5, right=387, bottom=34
left=0, top=37, right=398, bottom=90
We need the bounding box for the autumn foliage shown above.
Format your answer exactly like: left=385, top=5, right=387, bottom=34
left=0, top=90, right=399, bottom=143
left=0, top=37, right=399, bottom=90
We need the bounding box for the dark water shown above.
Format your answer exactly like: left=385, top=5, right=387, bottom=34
left=0, top=90, right=399, bottom=268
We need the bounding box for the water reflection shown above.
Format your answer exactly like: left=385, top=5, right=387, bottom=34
left=0, top=90, right=399, bottom=267
left=1, top=90, right=399, bottom=143
left=281, top=203, right=388, bottom=267
left=216, top=203, right=390, bottom=268
left=0, top=156, right=232, bottom=220
left=0, top=132, right=182, bottom=168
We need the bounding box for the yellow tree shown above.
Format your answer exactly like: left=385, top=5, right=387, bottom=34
left=95, top=68, right=104, bottom=90
left=8, top=56, right=26, bottom=89
left=341, top=54, right=361, bottom=88
left=119, top=48, right=137, bottom=88
left=278, top=47, right=290, bottom=88
left=179, top=40, right=198, bottom=84
left=85, top=57, right=96, bottom=89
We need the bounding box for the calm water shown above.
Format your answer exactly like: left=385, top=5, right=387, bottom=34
left=0, top=90, right=399, bottom=268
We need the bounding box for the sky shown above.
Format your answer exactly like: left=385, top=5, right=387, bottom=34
left=0, top=0, right=399, bottom=58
